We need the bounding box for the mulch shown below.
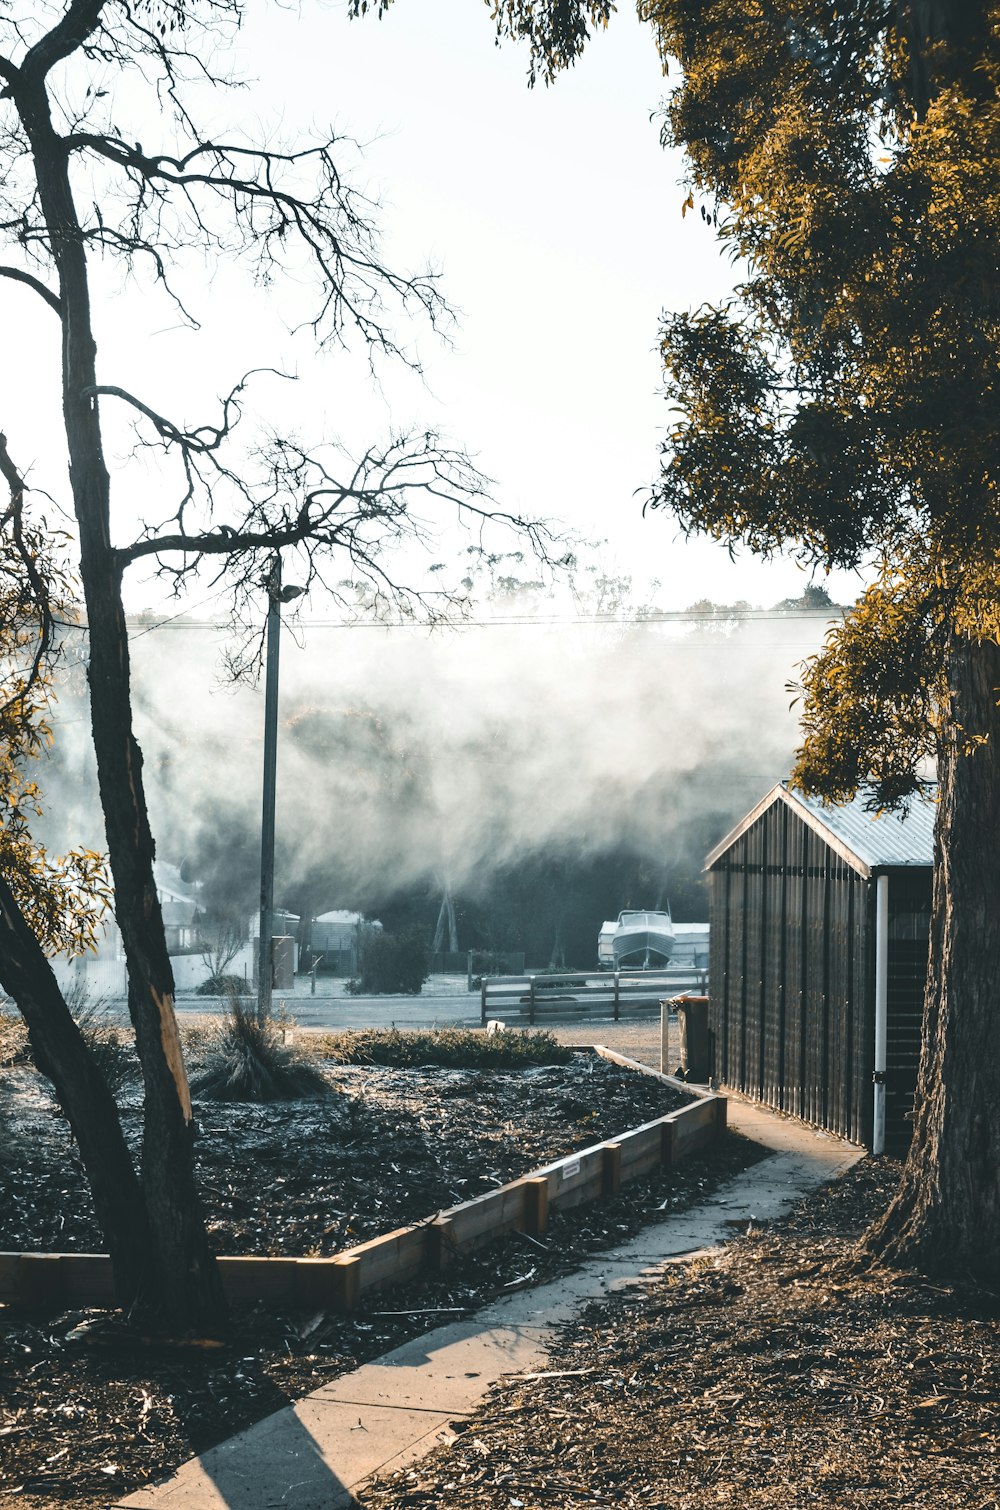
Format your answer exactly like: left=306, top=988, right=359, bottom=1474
left=363, top=1158, right=1000, bottom=1510
left=0, top=1051, right=764, bottom=1507
left=11, top=1049, right=991, bottom=1510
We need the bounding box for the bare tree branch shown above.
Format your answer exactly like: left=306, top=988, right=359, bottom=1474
left=64, top=128, right=448, bottom=358
left=20, top=0, right=106, bottom=84
left=0, top=263, right=61, bottom=312
left=85, top=372, right=281, bottom=453
left=110, top=430, right=558, bottom=571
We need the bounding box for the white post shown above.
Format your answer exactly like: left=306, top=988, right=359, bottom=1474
left=660, top=997, right=670, bottom=1074
left=873, top=873, right=889, bottom=1154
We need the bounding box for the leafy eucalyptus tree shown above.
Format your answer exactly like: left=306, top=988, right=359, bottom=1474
left=456, top=0, right=999, bottom=1280
left=647, top=0, right=1000, bottom=1286
left=0, top=0, right=550, bottom=1330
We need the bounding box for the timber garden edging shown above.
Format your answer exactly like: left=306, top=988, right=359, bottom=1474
left=0, top=1052, right=726, bottom=1310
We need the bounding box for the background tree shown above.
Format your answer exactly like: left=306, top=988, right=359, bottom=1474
left=460, top=0, right=1000, bottom=1280
left=0, top=0, right=551, bottom=1330
left=197, top=920, right=247, bottom=993
left=0, top=442, right=152, bottom=1302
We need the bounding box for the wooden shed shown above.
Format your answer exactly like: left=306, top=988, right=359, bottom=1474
left=705, top=784, right=935, bottom=1153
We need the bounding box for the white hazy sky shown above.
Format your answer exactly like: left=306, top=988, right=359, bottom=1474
left=4, top=0, right=864, bottom=618
left=245, top=0, right=861, bottom=609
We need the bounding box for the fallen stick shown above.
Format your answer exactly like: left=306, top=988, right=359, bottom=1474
left=369, top=1305, right=473, bottom=1317
left=519, top=1367, right=597, bottom=1380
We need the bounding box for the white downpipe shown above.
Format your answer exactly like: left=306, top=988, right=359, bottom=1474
left=873, top=873, right=889, bottom=1155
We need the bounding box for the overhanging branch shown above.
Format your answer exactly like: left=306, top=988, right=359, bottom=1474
left=117, top=518, right=327, bottom=565
left=84, top=371, right=284, bottom=454
left=0, top=265, right=62, bottom=315
left=64, top=126, right=446, bottom=358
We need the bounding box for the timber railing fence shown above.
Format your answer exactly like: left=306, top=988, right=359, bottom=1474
left=480, top=969, right=708, bottom=1025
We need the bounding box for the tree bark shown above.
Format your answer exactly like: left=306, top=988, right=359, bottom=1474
left=12, top=49, right=226, bottom=1331
left=862, top=631, right=1000, bottom=1285
left=0, top=878, right=152, bottom=1306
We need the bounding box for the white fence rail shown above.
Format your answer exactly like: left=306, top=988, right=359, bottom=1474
left=480, top=968, right=708, bottom=1025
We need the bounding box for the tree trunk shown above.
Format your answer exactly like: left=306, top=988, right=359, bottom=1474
left=549, top=914, right=566, bottom=970
left=432, top=885, right=459, bottom=956
left=14, top=58, right=226, bottom=1332
left=862, top=631, right=1000, bottom=1284
left=0, top=878, right=152, bottom=1306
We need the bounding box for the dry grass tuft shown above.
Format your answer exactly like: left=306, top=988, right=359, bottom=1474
left=188, top=993, right=331, bottom=1102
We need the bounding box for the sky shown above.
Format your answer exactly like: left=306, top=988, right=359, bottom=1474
left=235, top=0, right=861, bottom=610
left=5, top=0, right=864, bottom=620
left=6, top=1, right=867, bottom=922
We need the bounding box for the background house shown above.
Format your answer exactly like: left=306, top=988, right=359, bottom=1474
left=51, top=859, right=203, bottom=999
left=705, top=784, right=935, bottom=1153
left=155, top=862, right=201, bottom=953
left=305, top=911, right=383, bottom=976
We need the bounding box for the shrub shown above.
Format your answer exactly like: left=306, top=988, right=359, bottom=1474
left=196, top=972, right=248, bottom=997
left=188, top=993, right=331, bottom=1102
left=468, top=951, right=512, bottom=980
left=354, top=930, right=429, bottom=995
left=313, top=1026, right=573, bottom=1070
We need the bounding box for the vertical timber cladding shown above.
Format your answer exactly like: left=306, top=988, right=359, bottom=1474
left=707, top=784, right=931, bottom=1149
left=742, top=803, right=765, bottom=1096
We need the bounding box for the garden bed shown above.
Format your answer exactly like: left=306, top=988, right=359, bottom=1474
left=0, top=1042, right=764, bottom=1505
left=1, top=1047, right=697, bottom=1261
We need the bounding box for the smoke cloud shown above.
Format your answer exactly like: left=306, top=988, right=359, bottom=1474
left=38, top=604, right=836, bottom=931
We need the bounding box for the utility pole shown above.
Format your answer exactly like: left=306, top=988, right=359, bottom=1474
left=256, top=554, right=302, bottom=1025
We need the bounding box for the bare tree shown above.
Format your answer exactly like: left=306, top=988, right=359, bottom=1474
left=431, top=880, right=459, bottom=957
left=198, top=919, right=246, bottom=988
left=0, top=0, right=555, bottom=1331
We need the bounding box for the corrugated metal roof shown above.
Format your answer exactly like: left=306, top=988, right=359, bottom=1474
left=705, top=781, right=936, bottom=876
left=787, top=785, right=936, bottom=870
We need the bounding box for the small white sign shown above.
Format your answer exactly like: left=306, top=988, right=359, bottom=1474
left=562, top=1159, right=581, bottom=1180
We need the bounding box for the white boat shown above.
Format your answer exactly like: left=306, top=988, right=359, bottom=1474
left=608, top=910, right=675, bottom=970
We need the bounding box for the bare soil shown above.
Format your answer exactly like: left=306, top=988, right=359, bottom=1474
left=0, top=1043, right=763, bottom=1507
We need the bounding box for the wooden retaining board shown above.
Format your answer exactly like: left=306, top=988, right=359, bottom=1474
left=0, top=1082, right=726, bottom=1309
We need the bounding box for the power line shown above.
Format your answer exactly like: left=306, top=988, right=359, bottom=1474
left=52, top=606, right=844, bottom=638
left=128, top=596, right=224, bottom=639
left=142, top=609, right=842, bottom=633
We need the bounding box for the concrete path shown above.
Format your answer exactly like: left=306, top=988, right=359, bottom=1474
left=115, top=1094, right=863, bottom=1510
